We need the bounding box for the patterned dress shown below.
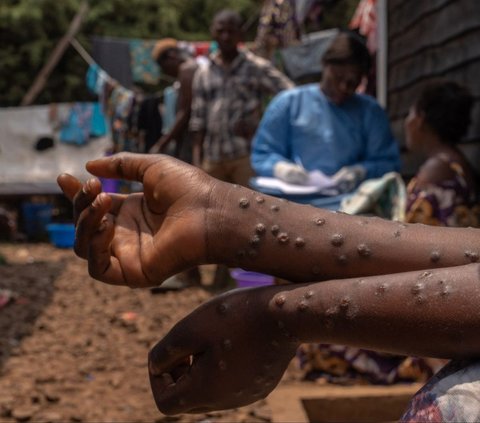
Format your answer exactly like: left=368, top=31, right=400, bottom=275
left=297, top=344, right=434, bottom=386
left=406, top=156, right=480, bottom=227
left=401, top=360, right=480, bottom=422
left=401, top=155, right=480, bottom=420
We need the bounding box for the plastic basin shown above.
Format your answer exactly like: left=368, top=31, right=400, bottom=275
left=230, top=269, right=274, bottom=288
left=46, top=223, right=76, bottom=248
left=22, top=202, right=53, bottom=240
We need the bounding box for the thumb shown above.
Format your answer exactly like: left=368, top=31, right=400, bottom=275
left=86, top=152, right=162, bottom=183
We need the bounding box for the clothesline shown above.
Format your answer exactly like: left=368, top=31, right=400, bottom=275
left=70, top=38, right=96, bottom=66
left=69, top=37, right=176, bottom=84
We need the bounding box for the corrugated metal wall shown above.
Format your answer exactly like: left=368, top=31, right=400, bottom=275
left=387, top=0, right=480, bottom=177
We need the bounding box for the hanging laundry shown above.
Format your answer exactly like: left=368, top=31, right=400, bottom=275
left=59, top=102, right=107, bottom=146
left=162, top=83, right=179, bottom=135
left=86, top=63, right=110, bottom=96
left=107, top=85, right=137, bottom=152
left=129, top=38, right=161, bottom=85
left=350, top=0, right=378, bottom=54
left=59, top=103, right=93, bottom=146
left=92, top=36, right=133, bottom=88
left=254, top=0, right=301, bottom=60
left=90, top=102, right=108, bottom=138
left=85, top=62, right=141, bottom=153
left=349, top=0, right=377, bottom=96
left=192, top=41, right=211, bottom=57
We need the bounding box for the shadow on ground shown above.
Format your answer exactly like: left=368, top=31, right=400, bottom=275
left=0, top=258, right=61, bottom=371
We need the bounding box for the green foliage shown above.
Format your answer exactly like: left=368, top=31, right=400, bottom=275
left=0, top=0, right=358, bottom=106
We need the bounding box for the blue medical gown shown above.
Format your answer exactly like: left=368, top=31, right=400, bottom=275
left=251, top=84, right=401, bottom=179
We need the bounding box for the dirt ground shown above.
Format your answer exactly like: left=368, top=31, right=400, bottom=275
left=0, top=242, right=309, bottom=423
left=0, top=242, right=424, bottom=423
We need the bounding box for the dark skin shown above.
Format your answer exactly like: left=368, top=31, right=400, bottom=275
left=320, top=62, right=364, bottom=105
left=58, top=153, right=480, bottom=415
left=191, top=15, right=242, bottom=167
left=404, top=104, right=477, bottom=191
left=150, top=52, right=198, bottom=154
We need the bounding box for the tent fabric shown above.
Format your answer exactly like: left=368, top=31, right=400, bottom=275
left=92, top=36, right=133, bottom=88
left=0, top=104, right=111, bottom=194
left=279, top=28, right=338, bottom=81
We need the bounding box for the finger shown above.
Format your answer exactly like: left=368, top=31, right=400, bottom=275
left=149, top=352, right=213, bottom=415
left=149, top=371, right=183, bottom=415
left=87, top=214, right=127, bottom=286
left=74, top=192, right=111, bottom=259
left=57, top=173, right=83, bottom=201
left=148, top=322, right=201, bottom=376
left=72, top=178, right=102, bottom=225
left=85, top=152, right=162, bottom=183
left=108, top=193, right=127, bottom=216
left=149, top=351, right=209, bottom=415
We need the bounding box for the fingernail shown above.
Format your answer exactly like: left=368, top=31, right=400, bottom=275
left=92, top=195, right=102, bottom=208
left=97, top=217, right=108, bottom=232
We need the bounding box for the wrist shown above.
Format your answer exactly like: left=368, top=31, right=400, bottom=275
left=267, top=284, right=320, bottom=344
left=205, top=182, right=258, bottom=265
left=204, top=183, right=327, bottom=281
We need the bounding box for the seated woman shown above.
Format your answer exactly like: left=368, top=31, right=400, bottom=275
left=297, top=81, right=479, bottom=385
left=405, top=80, right=479, bottom=227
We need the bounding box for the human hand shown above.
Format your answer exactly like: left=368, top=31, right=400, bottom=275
left=273, top=161, right=309, bottom=185
left=331, top=165, right=366, bottom=193
left=56, top=153, right=219, bottom=288
left=148, top=285, right=299, bottom=415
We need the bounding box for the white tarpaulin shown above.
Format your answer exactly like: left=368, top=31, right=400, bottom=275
left=0, top=104, right=112, bottom=194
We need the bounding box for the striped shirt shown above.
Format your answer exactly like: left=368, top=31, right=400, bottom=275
left=189, top=50, right=293, bottom=162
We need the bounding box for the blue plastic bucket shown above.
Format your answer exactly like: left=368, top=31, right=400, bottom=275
left=22, top=202, right=53, bottom=240
left=46, top=223, right=76, bottom=248
left=230, top=269, right=274, bottom=288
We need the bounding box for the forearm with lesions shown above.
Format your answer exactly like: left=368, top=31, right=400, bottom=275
left=267, top=263, right=480, bottom=359
left=208, top=183, right=480, bottom=282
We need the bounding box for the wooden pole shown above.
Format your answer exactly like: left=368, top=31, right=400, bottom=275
left=20, top=1, right=89, bottom=106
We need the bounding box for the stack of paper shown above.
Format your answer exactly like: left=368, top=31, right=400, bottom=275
left=254, top=170, right=339, bottom=196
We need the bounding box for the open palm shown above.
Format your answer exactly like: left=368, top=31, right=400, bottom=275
left=57, top=153, right=217, bottom=287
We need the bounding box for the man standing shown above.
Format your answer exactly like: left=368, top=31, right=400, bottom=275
left=190, top=9, right=294, bottom=188
left=149, top=38, right=199, bottom=163
left=148, top=39, right=204, bottom=289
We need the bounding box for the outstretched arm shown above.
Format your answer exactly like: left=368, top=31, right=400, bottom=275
left=149, top=262, right=480, bottom=414
left=58, top=153, right=480, bottom=288
left=57, top=153, right=480, bottom=416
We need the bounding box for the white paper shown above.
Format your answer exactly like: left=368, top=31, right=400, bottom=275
left=254, top=170, right=339, bottom=196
